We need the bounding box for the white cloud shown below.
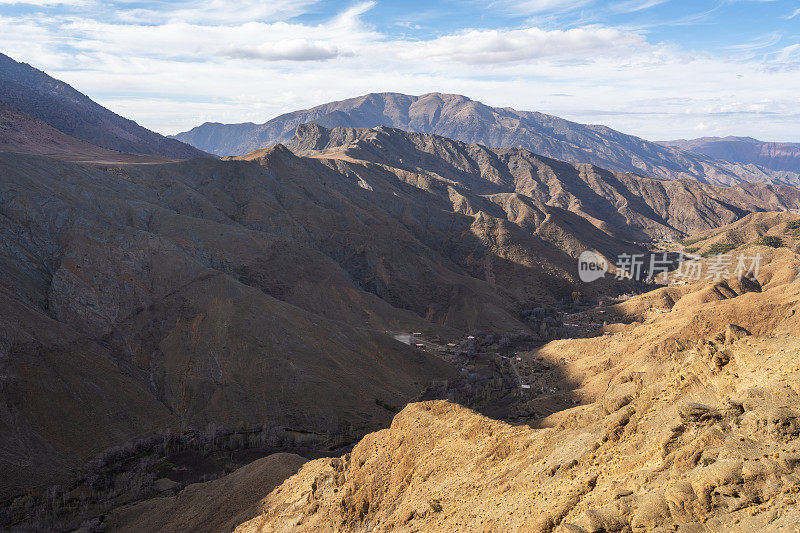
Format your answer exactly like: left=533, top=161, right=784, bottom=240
left=398, top=26, right=646, bottom=64
left=224, top=40, right=348, bottom=61
left=788, top=7, right=800, bottom=19
left=612, top=0, right=670, bottom=13
left=0, top=0, right=91, bottom=4
left=493, top=0, right=594, bottom=15
left=113, top=0, right=317, bottom=25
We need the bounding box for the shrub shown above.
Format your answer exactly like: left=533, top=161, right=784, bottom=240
left=755, top=235, right=784, bottom=248
left=428, top=499, right=443, bottom=513
left=786, top=220, right=800, bottom=236
left=680, top=236, right=705, bottom=246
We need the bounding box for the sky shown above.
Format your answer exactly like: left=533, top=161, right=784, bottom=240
left=0, top=0, right=798, bottom=141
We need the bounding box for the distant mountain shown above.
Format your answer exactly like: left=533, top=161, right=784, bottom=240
left=172, top=92, right=799, bottom=186
left=0, top=53, right=209, bottom=159
left=659, top=136, right=800, bottom=173
left=0, top=101, right=168, bottom=163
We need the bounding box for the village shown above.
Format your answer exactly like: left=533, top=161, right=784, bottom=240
left=387, top=298, right=628, bottom=424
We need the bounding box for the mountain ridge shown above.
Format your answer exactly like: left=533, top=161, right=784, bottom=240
left=172, top=92, right=800, bottom=186
left=659, top=136, right=800, bottom=173
left=0, top=53, right=210, bottom=159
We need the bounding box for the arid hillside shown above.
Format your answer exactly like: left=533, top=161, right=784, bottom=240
left=0, top=101, right=168, bottom=163
left=4, top=113, right=800, bottom=532
left=0, top=151, right=463, bottom=498
left=227, top=244, right=800, bottom=532
left=286, top=124, right=800, bottom=242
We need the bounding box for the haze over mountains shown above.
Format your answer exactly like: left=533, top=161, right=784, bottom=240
left=660, top=136, right=800, bottom=173
left=173, top=92, right=800, bottom=187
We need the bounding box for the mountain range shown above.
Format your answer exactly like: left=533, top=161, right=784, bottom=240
left=659, top=136, right=800, bottom=173
left=172, top=92, right=800, bottom=187
left=2, top=52, right=800, bottom=531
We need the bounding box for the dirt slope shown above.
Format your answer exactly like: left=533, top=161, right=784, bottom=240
left=105, top=453, right=307, bottom=533
left=232, top=250, right=800, bottom=532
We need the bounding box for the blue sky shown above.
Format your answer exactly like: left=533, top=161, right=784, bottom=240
left=0, top=0, right=798, bottom=140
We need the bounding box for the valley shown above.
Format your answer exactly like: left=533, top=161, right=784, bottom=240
left=0, top=48, right=799, bottom=533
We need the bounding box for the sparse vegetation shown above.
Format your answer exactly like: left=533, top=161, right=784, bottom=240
left=701, top=243, right=736, bottom=257
left=680, top=235, right=705, bottom=246
left=786, top=220, right=800, bottom=236
left=680, top=231, right=721, bottom=247
left=754, top=235, right=784, bottom=248
left=0, top=423, right=352, bottom=532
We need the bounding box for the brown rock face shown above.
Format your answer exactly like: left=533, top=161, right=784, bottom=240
left=0, top=150, right=462, bottom=497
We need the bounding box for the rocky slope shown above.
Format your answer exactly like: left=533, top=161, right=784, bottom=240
left=284, top=124, right=800, bottom=243
left=103, top=453, right=307, bottom=533
left=4, top=113, right=800, bottom=530
left=0, top=101, right=168, bottom=163
left=0, top=53, right=208, bottom=159
left=172, top=92, right=799, bottom=186
left=229, top=244, right=800, bottom=532
left=0, top=151, right=463, bottom=499
left=661, top=137, right=800, bottom=173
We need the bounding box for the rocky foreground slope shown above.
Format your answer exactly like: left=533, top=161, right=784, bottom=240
left=103, top=213, right=800, bottom=532
left=173, top=92, right=799, bottom=186
left=142, top=229, right=800, bottom=533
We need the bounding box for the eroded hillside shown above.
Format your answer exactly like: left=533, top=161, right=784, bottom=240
left=230, top=245, right=800, bottom=532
